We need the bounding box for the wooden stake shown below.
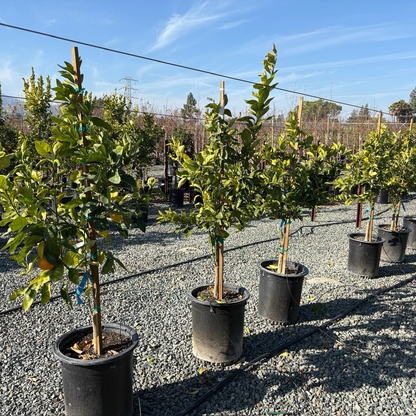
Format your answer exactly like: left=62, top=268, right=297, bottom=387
left=377, top=111, right=382, bottom=136
left=410, top=118, right=413, bottom=133
left=311, top=207, right=316, bottom=221
left=164, top=134, right=169, bottom=197
left=215, top=81, right=225, bottom=300
left=297, top=97, right=304, bottom=130
left=72, top=46, right=102, bottom=356
left=278, top=219, right=290, bottom=274
left=355, top=185, right=363, bottom=229
left=393, top=201, right=401, bottom=231
left=365, top=204, right=374, bottom=242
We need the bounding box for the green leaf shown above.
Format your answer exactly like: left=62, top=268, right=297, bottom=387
left=60, top=281, right=73, bottom=308
left=101, top=256, right=114, bottom=274
left=90, top=117, right=112, bottom=131
left=63, top=251, right=79, bottom=267
left=68, top=268, right=80, bottom=284
left=22, top=289, right=37, bottom=310
left=40, top=283, right=51, bottom=305
left=312, top=306, right=321, bottom=313
left=48, top=260, right=64, bottom=282
left=35, top=141, right=52, bottom=157
left=10, top=286, right=27, bottom=301
left=9, top=217, right=29, bottom=232
left=108, top=169, right=121, bottom=184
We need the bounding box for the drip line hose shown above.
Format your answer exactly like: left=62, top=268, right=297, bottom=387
left=0, top=206, right=392, bottom=316
left=176, top=273, right=416, bottom=416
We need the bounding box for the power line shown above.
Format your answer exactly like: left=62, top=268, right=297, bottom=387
left=0, top=22, right=394, bottom=116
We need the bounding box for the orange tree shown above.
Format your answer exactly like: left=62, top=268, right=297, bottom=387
left=158, top=46, right=278, bottom=300
left=0, top=51, right=148, bottom=354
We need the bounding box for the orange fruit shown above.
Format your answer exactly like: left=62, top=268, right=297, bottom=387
left=38, top=256, right=54, bottom=270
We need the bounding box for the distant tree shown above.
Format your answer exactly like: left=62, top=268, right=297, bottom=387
left=409, top=86, right=416, bottom=115
left=294, top=99, right=342, bottom=121
left=22, top=68, right=53, bottom=155
left=347, top=104, right=371, bottom=123
left=275, top=113, right=285, bottom=123
left=181, top=92, right=201, bottom=119
left=0, top=83, right=19, bottom=170
left=131, top=112, right=164, bottom=176
left=102, top=91, right=131, bottom=140
left=389, top=99, right=413, bottom=123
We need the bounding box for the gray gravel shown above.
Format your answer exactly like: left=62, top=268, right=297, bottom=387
left=1, top=195, right=416, bottom=415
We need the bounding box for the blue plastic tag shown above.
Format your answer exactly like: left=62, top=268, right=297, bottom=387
left=76, top=273, right=90, bottom=305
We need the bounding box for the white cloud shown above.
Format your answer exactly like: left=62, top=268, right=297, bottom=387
left=220, top=19, right=249, bottom=30
left=149, top=2, right=228, bottom=51
left=275, top=23, right=416, bottom=56
left=282, top=51, right=416, bottom=73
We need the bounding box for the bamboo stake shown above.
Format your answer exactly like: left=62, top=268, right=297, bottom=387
left=278, top=219, right=290, bottom=274
left=410, top=118, right=413, bottom=133
left=214, top=81, right=225, bottom=300
left=355, top=185, right=363, bottom=229
left=393, top=201, right=401, bottom=231
left=164, top=134, right=169, bottom=197
left=377, top=111, right=382, bottom=135
left=72, top=47, right=102, bottom=356
left=365, top=204, right=375, bottom=242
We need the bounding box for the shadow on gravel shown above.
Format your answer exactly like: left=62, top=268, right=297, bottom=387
left=134, top=289, right=416, bottom=415
left=133, top=369, right=267, bottom=416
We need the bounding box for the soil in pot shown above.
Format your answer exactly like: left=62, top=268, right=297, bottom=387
left=347, top=233, right=385, bottom=278
left=63, top=330, right=132, bottom=360
left=188, top=284, right=249, bottom=365
left=377, top=224, right=411, bottom=263
left=257, top=260, right=308, bottom=324
left=53, top=323, right=139, bottom=416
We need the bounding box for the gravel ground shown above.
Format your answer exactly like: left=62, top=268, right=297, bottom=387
left=1, top=195, right=416, bottom=415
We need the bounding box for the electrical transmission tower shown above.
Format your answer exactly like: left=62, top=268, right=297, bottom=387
left=119, top=76, right=138, bottom=103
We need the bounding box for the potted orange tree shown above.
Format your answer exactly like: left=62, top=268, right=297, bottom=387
left=375, top=129, right=415, bottom=262
left=257, top=113, right=346, bottom=323
left=0, top=48, right=149, bottom=416
left=334, top=125, right=392, bottom=275
left=158, top=46, right=278, bottom=364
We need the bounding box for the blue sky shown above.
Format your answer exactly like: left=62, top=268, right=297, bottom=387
left=1, top=0, right=416, bottom=119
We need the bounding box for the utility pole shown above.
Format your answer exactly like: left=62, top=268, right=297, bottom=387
left=119, top=76, right=138, bottom=104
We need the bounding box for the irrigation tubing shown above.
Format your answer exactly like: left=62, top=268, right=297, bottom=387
left=0, top=206, right=392, bottom=316
left=176, top=273, right=416, bottom=416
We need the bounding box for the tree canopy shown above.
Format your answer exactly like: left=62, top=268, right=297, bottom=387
left=294, top=99, right=342, bottom=121
left=409, top=86, right=416, bottom=115
left=389, top=99, right=413, bottom=123
left=181, top=92, right=200, bottom=119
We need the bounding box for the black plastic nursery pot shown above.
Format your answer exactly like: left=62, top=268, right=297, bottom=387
left=347, top=233, right=385, bottom=278
left=377, top=224, right=411, bottom=263
left=375, top=190, right=390, bottom=204
left=169, top=188, right=185, bottom=207
left=188, top=284, right=250, bottom=365
left=257, top=260, right=308, bottom=324
left=403, top=216, right=416, bottom=249
left=53, top=322, right=139, bottom=416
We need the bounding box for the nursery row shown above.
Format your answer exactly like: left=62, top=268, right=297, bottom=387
left=0, top=44, right=414, bottom=416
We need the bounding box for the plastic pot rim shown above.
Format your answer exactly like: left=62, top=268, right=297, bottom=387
left=376, top=224, right=412, bottom=234
left=347, top=233, right=385, bottom=245
left=52, top=322, right=139, bottom=367
left=187, top=283, right=250, bottom=307
left=257, top=259, right=309, bottom=279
